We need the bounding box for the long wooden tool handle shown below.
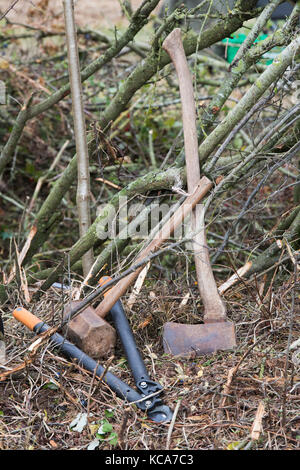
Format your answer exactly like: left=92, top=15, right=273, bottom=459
left=162, top=28, right=200, bottom=193
left=163, top=28, right=226, bottom=323
left=95, top=176, right=212, bottom=319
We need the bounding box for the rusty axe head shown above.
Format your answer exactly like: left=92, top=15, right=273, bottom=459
left=163, top=321, right=236, bottom=357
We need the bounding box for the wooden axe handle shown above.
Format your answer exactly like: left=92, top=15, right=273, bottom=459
left=163, top=28, right=227, bottom=323
left=95, top=176, right=212, bottom=318
left=162, top=28, right=200, bottom=193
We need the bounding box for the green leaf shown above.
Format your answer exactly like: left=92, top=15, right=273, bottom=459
left=102, top=421, right=113, bottom=433
left=42, top=382, right=59, bottom=390
left=164, top=117, right=175, bottom=128
left=108, top=432, right=118, bottom=446
left=227, top=441, right=242, bottom=450
left=24, top=157, right=45, bottom=179
left=105, top=409, right=114, bottom=418
left=97, top=419, right=113, bottom=435
left=117, top=358, right=128, bottom=369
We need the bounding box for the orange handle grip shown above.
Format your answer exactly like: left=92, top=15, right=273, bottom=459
left=98, top=276, right=113, bottom=297
left=13, top=307, right=41, bottom=331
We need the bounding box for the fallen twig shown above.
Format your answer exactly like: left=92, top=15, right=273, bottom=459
left=0, top=0, right=20, bottom=21
left=0, top=325, right=57, bottom=382
left=251, top=401, right=265, bottom=441
left=166, top=399, right=181, bottom=450
left=127, top=262, right=150, bottom=309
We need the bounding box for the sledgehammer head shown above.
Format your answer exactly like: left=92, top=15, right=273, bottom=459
left=63, top=301, right=116, bottom=360
left=163, top=321, right=236, bottom=357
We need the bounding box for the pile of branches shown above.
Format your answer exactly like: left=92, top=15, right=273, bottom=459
left=0, top=0, right=299, bottom=303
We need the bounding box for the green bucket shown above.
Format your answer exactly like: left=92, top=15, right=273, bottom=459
left=222, top=33, right=283, bottom=65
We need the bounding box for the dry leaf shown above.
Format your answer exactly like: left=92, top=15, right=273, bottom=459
left=0, top=59, right=9, bottom=69
left=187, top=414, right=209, bottom=422
left=180, top=292, right=190, bottom=307
left=137, top=315, right=152, bottom=330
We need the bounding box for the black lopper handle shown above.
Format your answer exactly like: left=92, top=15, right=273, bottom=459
left=109, top=301, right=152, bottom=387
left=98, top=276, right=159, bottom=393
left=109, top=300, right=164, bottom=397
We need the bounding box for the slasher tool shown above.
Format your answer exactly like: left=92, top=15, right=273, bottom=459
left=162, top=28, right=236, bottom=356
left=94, top=175, right=212, bottom=318
left=59, top=175, right=212, bottom=359
left=13, top=304, right=173, bottom=423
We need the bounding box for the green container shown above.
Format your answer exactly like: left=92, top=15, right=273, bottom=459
left=222, top=33, right=283, bottom=65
